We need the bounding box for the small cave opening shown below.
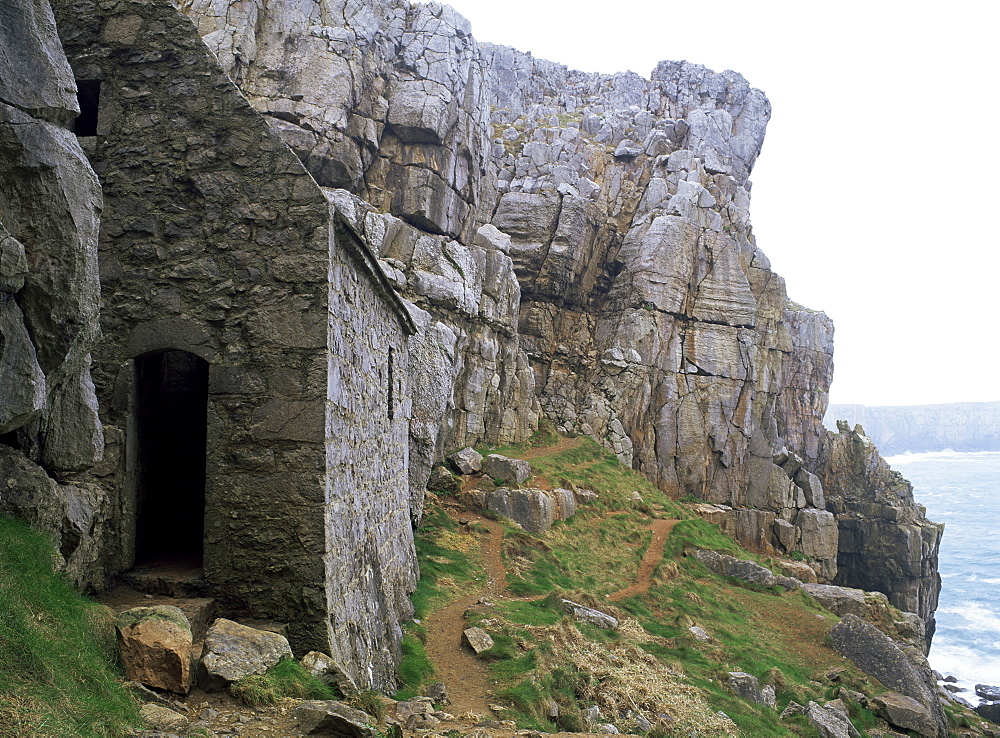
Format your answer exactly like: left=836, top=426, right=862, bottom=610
left=135, top=350, right=208, bottom=567
left=73, top=80, right=101, bottom=137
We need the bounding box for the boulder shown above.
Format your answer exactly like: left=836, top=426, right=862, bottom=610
left=872, top=692, right=938, bottom=736
left=727, top=672, right=775, bottom=708
left=695, top=549, right=801, bottom=591
left=975, top=702, right=1000, bottom=725
left=805, top=700, right=859, bottom=738
left=829, top=615, right=947, bottom=737
left=116, top=605, right=193, bottom=694
left=200, top=618, right=293, bottom=689
left=462, top=627, right=495, bottom=654
left=561, top=599, right=618, bottom=630
left=481, top=454, right=531, bottom=485
left=977, top=684, right=1000, bottom=701
left=573, top=488, right=599, bottom=504
left=426, top=465, right=461, bottom=494
left=779, top=559, right=817, bottom=583
left=802, top=584, right=868, bottom=618
left=484, top=487, right=555, bottom=533
left=294, top=700, right=377, bottom=737
left=139, top=703, right=189, bottom=734
left=422, top=681, right=448, bottom=704
left=300, top=651, right=359, bottom=696
left=447, top=447, right=483, bottom=475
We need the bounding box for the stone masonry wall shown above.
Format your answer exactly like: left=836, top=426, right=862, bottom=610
left=50, top=0, right=418, bottom=671
left=324, top=214, right=416, bottom=691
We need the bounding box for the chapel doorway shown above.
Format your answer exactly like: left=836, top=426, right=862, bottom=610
left=134, top=350, right=208, bottom=566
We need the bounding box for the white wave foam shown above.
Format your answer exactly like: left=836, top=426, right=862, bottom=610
left=938, top=601, right=1000, bottom=633
left=885, top=450, right=1000, bottom=465
left=931, top=639, right=1000, bottom=687
left=983, top=578, right=1000, bottom=585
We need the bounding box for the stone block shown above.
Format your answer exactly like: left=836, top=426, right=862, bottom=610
left=481, top=454, right=531, bottom=484
left=117, top=606, right=194, bottom=694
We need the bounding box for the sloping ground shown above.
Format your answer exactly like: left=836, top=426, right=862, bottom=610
left=403, top=429, right=995, bottom=737
left=0, top=517, right=140, bottom=737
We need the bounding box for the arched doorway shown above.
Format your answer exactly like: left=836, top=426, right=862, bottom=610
left=134, top=350, right=208, bottom=566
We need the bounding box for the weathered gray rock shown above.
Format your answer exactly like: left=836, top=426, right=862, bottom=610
left=116, top=606, right=194, bottom=694
left=294, top=700, right=377, bottom=737
left=829, top=615, right=947, bottom=737
left=802, top=584, right=868, bottom=618
left=139, top=703, right=189, bottom=734
left=728, top=672, right=775, bottom=708
left=300, top=651, right=359, bottom=696
left=427, top=465, right=462, bottom=494
left=805, top=700, right=859, bottom=738
left=871, top=692, right=937, bottom=737
left=447, top=447, right=483, bottom=475
left=0, top=446, right=108, bottom=588
left=462, top=627, right=494, bottom=654
left=695, top=549, right=801, bottom=591
left=484, top=487, right=555, bottom=533
left=201, top=619, right=293, bottom=689
left=822, top=424, right=943, bottom=634
left=481, top=454, right=531, bottom=485
left=779, top=701, right=806, bottom=719
left=561, top=599, right=618, bottom=630
left=977, top=684, right=1000, bottom=701
left=0, top=292, right=46, bottom=433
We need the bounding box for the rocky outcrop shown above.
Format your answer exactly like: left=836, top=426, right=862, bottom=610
left=0, top=0, right=103, bottom=474
left=827, top=401, right=1000, bottom=454
left=175, top=0, right=848, bottom=583
left=830, top=614, right=947, bottom=737
left=820, top=423, right=943, bottom=635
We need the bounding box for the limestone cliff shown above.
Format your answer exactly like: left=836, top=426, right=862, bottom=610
left=827, top=401, right=1000, bottom=454
left=177, top=0, right=847, bottom=579
left=0, top=0, right=944, bottom=690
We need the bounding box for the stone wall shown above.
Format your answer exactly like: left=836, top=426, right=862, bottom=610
left=46, top=0, right=418, bottom=681
left=324, top=214, right=417, bottom=690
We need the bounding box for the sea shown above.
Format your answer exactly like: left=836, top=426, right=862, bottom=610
left=883, top=450, right=1000, bottom=696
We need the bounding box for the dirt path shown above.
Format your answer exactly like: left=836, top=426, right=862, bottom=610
left=420, top=517, right=508, bottom=716
left=607, top=518, right=677, bottom=602
left=520, top=435, right=581, bottom=459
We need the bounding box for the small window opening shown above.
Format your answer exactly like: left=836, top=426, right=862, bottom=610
left=387, top=347, right=394, bottom=421
left=73, top=80, right=101, bottom=137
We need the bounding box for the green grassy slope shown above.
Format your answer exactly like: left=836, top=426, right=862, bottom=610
left=0, top=517, right=139, bottom=737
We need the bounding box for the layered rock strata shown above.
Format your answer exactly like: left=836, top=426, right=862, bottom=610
left=0, top=0, right=946, bottom=695
left=821, top=422, right=943, bottom=635
left=827, top=401, right=1000, bottom=454
left=178, top=0, right=846, bottom=580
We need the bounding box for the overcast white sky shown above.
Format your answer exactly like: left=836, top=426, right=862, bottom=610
left=438, top=0, right=1000, bottom=407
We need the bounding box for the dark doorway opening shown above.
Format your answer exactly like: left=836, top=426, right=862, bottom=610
left=135, top=350, right=208, bottom=566
left=73, top=80, right=101, bottom=137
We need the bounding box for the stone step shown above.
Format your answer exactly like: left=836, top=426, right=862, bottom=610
left=101, top=585, right=216, bottom=643
left=119, top=560, right=208, bottom=598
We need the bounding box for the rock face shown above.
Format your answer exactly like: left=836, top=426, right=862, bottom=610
left=0, top=0, right=944, bottom=698
left=821, top=423, right=943, bottom=635
left=827, top=401, right=1000, bottom=454
left=830, top=614, right=947, bottom=737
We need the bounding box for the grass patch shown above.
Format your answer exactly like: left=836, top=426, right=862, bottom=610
left=230, top=657, right=335, bottom=707
left=0, top=516, right=141, bottom=737
left=411, top=505, right=484, bottom=620
left=395, top=629, right=434, bottom=701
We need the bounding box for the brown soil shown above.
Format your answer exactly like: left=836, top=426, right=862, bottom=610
left=419, top=516, right=508, bottom=716
left=519, top=434, right=581, bottom=459
left=607, top=518, right=677, bottom=602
